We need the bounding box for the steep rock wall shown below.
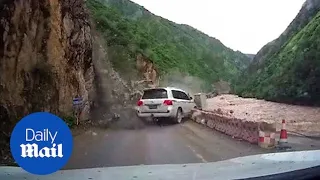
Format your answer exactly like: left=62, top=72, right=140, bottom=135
left=0, top=0, right=94, bottom=163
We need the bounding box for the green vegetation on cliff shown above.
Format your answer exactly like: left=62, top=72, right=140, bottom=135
left=86, top=0, right=250, bottom=91
left=236, top=11, right=320, bottom=105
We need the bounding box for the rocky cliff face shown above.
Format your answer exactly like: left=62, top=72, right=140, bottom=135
left=0, top=0, right=94, bottom=163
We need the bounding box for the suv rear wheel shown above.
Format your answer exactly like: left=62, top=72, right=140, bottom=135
left=175, top=108, right=183, bottom=124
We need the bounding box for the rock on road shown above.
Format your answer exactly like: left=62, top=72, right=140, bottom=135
left=65, top=121, right=270, bottom=169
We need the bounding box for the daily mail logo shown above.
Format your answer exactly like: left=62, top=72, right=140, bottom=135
left=10, top=112, right=73, bottom=175
left=20, top=129, right=63, bottom=158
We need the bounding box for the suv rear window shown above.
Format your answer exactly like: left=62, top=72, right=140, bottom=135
left=142, top=89, right=168, bottom=99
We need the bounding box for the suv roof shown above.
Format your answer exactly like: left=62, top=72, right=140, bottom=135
left=143, top=87, right=187, bottom=93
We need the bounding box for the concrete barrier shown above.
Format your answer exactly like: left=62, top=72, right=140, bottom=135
left=258, top=131, right=276, bottom=149
left=191, top=109, right=276, bottom=148
left=241, top=121, right=259, bottom=143
left=258, top=122, right=277, bottom=149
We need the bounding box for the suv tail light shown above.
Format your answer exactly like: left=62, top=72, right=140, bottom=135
left=137, top=100, right=143, bottom=106
left=163, top=100, right=173, bottom=106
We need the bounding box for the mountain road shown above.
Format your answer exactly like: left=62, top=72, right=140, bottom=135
left=65, top=121, right=269, bottom=169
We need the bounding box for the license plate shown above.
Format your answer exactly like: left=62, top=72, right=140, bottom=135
left=148, top=105, right=157, bottom=109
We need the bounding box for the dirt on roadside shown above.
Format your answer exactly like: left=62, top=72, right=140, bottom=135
left=205, top=94, right=320, bottom=136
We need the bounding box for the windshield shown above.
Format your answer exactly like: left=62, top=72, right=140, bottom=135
left=1, top=0, right=320, bottom=179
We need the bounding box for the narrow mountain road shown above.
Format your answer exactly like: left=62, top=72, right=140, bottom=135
left=64, top=121, right=269, bottom=169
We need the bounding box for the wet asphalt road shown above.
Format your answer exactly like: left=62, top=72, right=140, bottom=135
left=64, top=121, right=269, bottom=170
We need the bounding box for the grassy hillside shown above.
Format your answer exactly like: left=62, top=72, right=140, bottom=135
left=247, top=0, right=320, bottom=74
left=86, top=0, right=250, bottom=91
left=236, top=10, right=320, bottom=105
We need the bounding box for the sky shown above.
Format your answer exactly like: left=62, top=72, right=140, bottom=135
left=130, top=0, right=305, bottom=54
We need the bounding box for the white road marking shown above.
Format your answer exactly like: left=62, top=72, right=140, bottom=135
left=187, top=145, right=208, bottom=163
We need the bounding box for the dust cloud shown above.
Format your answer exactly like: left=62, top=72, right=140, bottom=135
left=159, top=71, right=207, bottom=96
left=91, top=29, right=145, bottom=130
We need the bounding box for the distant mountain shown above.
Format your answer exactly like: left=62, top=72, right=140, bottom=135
left=245, top=54, right=255, bottom=61
left=247, top=0, right=320, bottom=73
left=235, top=0, right=320, bottom=105
left=86, top=0, right=250, bottom=91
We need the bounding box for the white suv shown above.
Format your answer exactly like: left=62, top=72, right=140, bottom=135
left=135, top=87, right=196, bottom=123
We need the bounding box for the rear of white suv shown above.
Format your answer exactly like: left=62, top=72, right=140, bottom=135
left=136, top=87, right=195, bottom=123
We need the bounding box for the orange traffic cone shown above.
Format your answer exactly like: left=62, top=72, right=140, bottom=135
left=279, top=119, right=288, bottom=143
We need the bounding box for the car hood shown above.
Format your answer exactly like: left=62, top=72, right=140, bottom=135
left=1, top=150, right=320, bottom=180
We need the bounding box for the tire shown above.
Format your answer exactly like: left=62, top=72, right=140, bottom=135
left=174, top=108, right=183, bottom=124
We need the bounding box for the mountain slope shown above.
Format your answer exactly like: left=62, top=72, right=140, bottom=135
left=236, top=1, right=320, bottom=105
left=247, top=0, right=320, bottom=72
left=86, top=0, right=250, bottom=91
